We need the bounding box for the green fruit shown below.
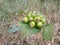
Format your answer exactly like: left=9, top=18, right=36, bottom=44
left=27, top=11, right=32, bottom=18
left=34, top=17, right=41, bottom=23
left=39, top=15, right=43, bottom=19
left=41, top=18, right=46, bottom=24
left=31, top=13, right=36, bottom=18
left=29, top=17, right=33, bottom=21
left=37, top=22, right=43, bottom=28
left=23, top=17, right=28, bottom=23
left=29, top=21, right=35, bottom=28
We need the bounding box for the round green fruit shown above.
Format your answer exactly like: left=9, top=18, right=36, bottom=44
left=41, top=18, right=46, bottom=24
left=27, top=11, right=32, bottom=18
left=23, top=17, right=28, bottom=23
left=34, top=17, right=41, bottom=23
left=29, top=21, right=35, bottom=28
left=31, top=13, right=36, bottom=18
left=39, top=15, right=43, bottom=19
left=37, top=22, right=43, bottom=28
left=29, top=17, right=33, bottom=21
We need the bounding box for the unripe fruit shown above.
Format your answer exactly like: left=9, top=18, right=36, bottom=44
left=41, top=18, right=46, bottom=24
left=34, top=17, right=41, bottom=23
left=31, top=14, right=36, bottom=18
left=23, top=17, right=28, bottom=23
left=27, top=11, right=32, bottom=18
left=29, top=21, right=35, bottom=28
left=29, top=17, right=33, bottom=21
left=39, top=15, right=43, bottom=19
left=37, top=22, right=43, bottom=28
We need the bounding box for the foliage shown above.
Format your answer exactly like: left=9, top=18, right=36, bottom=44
left=18, top=20, right=40, bottom=39
left=8, top=24, right=21, bottom=33
left=42, top=24, right=54, bottom=41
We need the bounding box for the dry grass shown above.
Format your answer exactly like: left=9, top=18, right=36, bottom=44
left=0, top=0, right=60, bottom=45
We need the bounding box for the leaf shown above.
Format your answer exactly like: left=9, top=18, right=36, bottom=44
left=8, top=24, right=21, bottom=33
left=18, top=21, right=40, bottom=39
left=42, top=24, right=54, bottom=41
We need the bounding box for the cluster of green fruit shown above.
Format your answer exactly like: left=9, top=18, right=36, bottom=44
left=22, top=11, right=46, bottom=28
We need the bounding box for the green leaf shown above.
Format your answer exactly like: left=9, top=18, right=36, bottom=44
left=18, top=20, right=40, bottom=39
left=42, top=24, right=54, bottom=41
left=8, top=24, right=21, bottom=33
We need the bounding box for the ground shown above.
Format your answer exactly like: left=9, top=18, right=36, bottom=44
left=0, top=0, right=60, bottom=45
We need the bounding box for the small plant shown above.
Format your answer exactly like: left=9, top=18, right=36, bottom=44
left=22, top=11, right=46, bottom=28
